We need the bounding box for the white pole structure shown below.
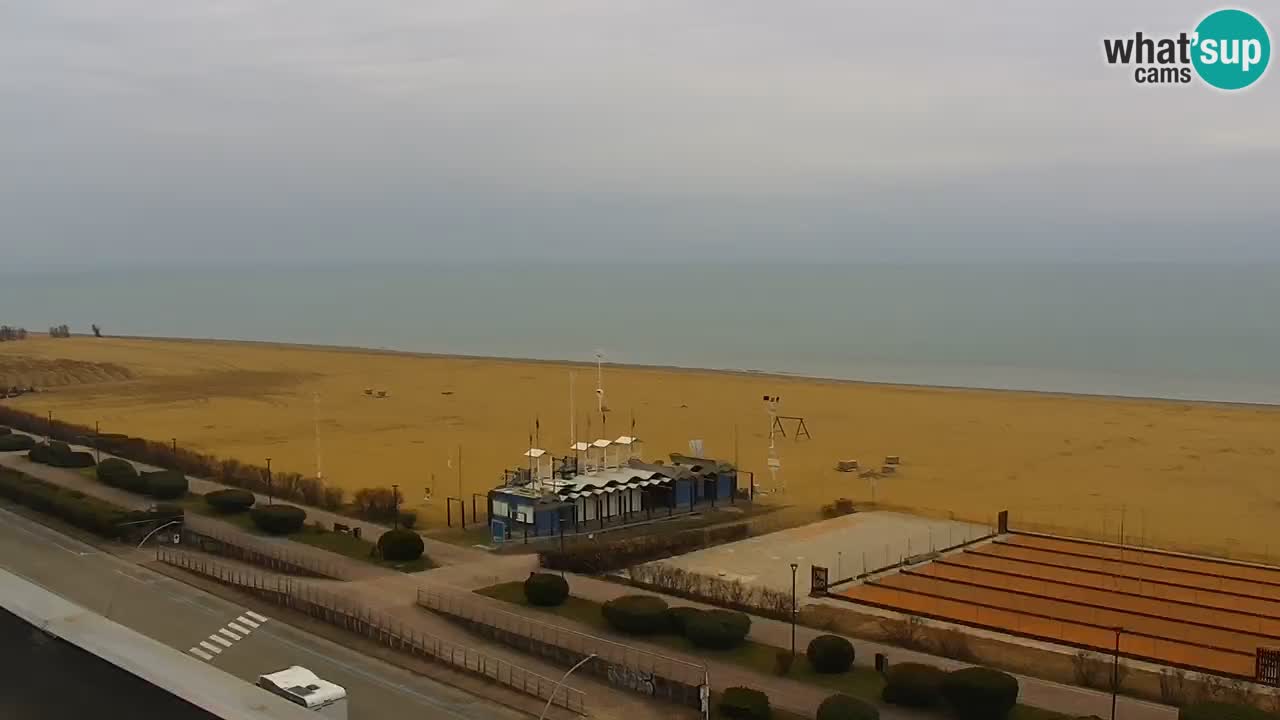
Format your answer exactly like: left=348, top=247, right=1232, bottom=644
left=539, top=653, right=597, bottom=720
left=313, top=392, right=323, bottom=481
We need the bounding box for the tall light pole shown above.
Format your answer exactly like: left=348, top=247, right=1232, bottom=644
left=46, top=410, right=53, bottom=442
left=265, top=457, right=273, bottom=505
left=94, top=420, right=101, bottom=464
left=1110, top=627, right=1122, bottom=720
left=539, top=653, right=596, bottom=720
left=392, top=484, right=400, bottom=529
left=790, top=562, right=799, bottom=657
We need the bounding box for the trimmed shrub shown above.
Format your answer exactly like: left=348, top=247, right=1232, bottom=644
left=142, top=470, right=188, bottom=499
left=720, top=687, right=771, bottom=720
left=817, top=694, right=879, bottom=720
left=667, top=606, right=704, bottom=635
left=602, top=595, right=669, bottom=635
left=523, top=572, right=570, bottom=607
left=1179, top=702, right=1278, bottom=720
left=941, top=667, right=1019, bottom=720
left=28, top=441, right=93, bottom=468
left=47, top=441, right=72, bottom=456
left=807, top=634, right=855, bottom=674
left=377, top=528, right=425, bottom=562
left=251, top=504, right=307, bottom=534
left=0, top=434, right=35, bottom=452
left=684, top=608, right=751, bottom=649
left=0, top=426, right=10, bottom=435
left=883, top=662, right=946, bottom=708
left=96, top=458, right=138, bottom=487
left=204, top=488, right=256, bottom=514
left=398, top=510, right=418, bottom=529
left=0, top=468, right=128, bottom=537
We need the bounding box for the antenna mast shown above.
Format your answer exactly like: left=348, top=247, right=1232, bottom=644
left=313, top=392, right=323, bottom=481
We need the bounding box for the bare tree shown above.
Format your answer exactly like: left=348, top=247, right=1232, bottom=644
left=91, top=324, right=102, bottom=337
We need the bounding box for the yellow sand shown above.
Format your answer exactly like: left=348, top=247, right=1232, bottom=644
left=3, top=336, right=1279, bottom=559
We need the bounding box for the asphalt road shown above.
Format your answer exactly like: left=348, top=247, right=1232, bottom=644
left=0, top=503, right=525, bottom=720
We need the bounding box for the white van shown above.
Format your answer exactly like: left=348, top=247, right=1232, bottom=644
left=257, top=666, right=348, bottom=720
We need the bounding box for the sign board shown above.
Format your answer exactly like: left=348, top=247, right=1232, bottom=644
left=811, top=565, right=829, bottom=595
left=172, top=533, right=181, bottom=545
left=689, top=439, right=704, bottom=457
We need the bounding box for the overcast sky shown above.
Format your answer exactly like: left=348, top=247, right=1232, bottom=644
left=2, top=0, right=1277, bottom=268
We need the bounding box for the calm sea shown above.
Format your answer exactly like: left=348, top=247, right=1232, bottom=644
left=3, top=263, right=1279, bottom=404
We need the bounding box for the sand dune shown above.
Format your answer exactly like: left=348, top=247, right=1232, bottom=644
left=2, top=336, right=1278, bottom=560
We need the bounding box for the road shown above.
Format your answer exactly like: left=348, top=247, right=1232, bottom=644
left=0, top=502, right=525, bottom=720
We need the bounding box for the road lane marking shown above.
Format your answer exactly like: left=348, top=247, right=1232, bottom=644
left=245, top=611, right=268, bottom=623
left=227, top=622, right=250, bottom=634
left=209, top=635, right=232, bottom=648
left=218, top=628, right=241, bottom=641
left=199, top=641, right=222, bottom=654
left=237, top=616, right=259, bottom=628
left=189, top=647, right=213, bottom=661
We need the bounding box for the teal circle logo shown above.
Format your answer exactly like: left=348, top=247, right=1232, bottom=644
left=1192, top=9, right=1270, bottom=90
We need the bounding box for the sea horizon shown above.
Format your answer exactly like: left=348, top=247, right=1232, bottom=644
left=4, top=262, right=1280, bottom=405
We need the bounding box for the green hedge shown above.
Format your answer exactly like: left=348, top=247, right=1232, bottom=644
left=684, top=609, right=751, bottom=649
left=204, top=488, right=256, bottom=513
left=817, top=693, right=879, bottom=720
left=141, top=470, right=188, bottom=499
left=524, top=572, right=570, bottom=606
left=0, top=434, right=36, bottom=452
left=1179, top=702, right=1279, bottom=720
left=720, top=687, right=771, bottom=720
left=0, top=468, right=128, bottom=537
left=602, top=595, right=669, bottom=635
left=29, top=442, right=95, bottom=468
left=882, top=662, right=946, bottom=708
left=941, top=667, right=1019, bottom=720
left=807, top=634, right=855, bottom=674
left=667, top=606, right=703, bottom=634
left=377, top=528, right=425, bottom=561
left=96, top=458, right=138, bottom=486
left=251, top=504, right=307, bottom=534
left=0, top=426, right=10, bottom=435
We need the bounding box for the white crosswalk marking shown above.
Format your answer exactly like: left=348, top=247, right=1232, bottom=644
left=245, top=611, right=269, bottom=623
left=209, top=635, right=232, bottom=648
left=227, top=622, right=250, bottom=635
left=219, top=628, right=241, bottom=641
left=189, top=647, right=213, bottom=661
left=199, top=641, right=222, bottom=654
left=236, top=616, right=260, bottom=629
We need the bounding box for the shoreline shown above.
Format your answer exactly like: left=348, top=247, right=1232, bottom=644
left=100, top=333, right=1280, bottom=411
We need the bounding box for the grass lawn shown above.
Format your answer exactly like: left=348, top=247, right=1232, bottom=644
left=478, top=582, right=1079, bottom=720
left=178, top=493, right=433, bottom=572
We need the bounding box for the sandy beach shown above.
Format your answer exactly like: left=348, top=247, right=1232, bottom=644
left=3, top=336, right=1279, bottom=559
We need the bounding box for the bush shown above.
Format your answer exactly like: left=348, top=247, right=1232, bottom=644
left=28, top=441, right=93, bottom=468
left=142, top=470, right=188, bottom=499
left=0, top=434, right=35, bottom=452
left=817, top=694, right=879, bottom=720
left=1179, top=702, right=1278, bottom=720
left=720, top=687, right=771, bottom=720
left=684, top=609, right=751, bottom=649
left=96, top=458, right=138, bottom=486
left=883, top=662, right=946, bottom=708
left=251, top=504, right=307, bottom=534
left=524, top=572, right=570, bottom=606
left=204, top=488, right=256, bottom=514
left=377, top=528, right=425, bottom=562
left=602, top=595, right=669, bottom=635
left=807, top=634, right=856, bottom=674
left=540, top=521, right=752, bottom=574
left=0, top=426, right=10, bottom=435
left=0, top=468, right=128, bottom=537
left=941, top=667, right=1019, bottom=720
left=667, top=606, right=704, bottom=634
left=398, top=510, right=417, bottom=529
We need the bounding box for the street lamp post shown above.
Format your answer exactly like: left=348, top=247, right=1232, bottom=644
left=392, top=484, right=400, bottom=529
left=94, top=421, right=100, bottom=464
left=46, top=410, right=53, bottom=442
left=790, top=562, right=799, bottom=657
left=265, top=457, right=273, bottom=505
left=539, top=653, right=596, bottom=720
left=1110, top=626, right=1122, bottom=720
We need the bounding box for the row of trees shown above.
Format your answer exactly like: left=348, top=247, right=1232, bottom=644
left=48, top=324, right=72, bottom=338
left=0, top=326, right=29, bottom=341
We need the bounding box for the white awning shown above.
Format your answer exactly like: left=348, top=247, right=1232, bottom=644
left=569, top=442, right=591, bottom=452
left=523, top=448, right=546, bottom=458
left=591, top=439, right=612, bottom=448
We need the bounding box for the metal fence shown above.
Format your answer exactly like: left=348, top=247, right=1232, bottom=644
left=156, top=549, right=586, bottom=715
left=418, top=586, right=707, bottom=708
left=179, top=524, right=346, bottom=580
